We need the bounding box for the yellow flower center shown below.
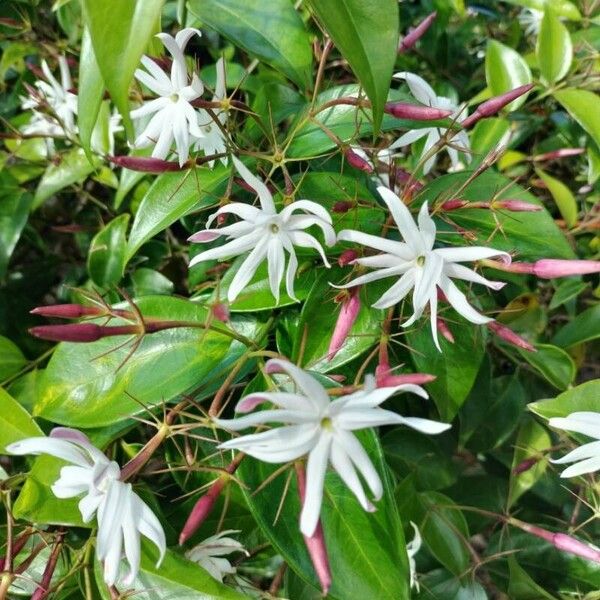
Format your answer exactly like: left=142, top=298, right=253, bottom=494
left=320, top=417, right=333, bottom=431
left=416, top=255, right=426, bottom=266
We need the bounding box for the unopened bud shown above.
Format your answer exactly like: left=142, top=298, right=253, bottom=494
left=375, top=362, right=436, bottom=387
left=384, top=102, right=452, bottom=121
left=462, top=84, right=534, bottom=128
left=338, top=249, right=359, bottom=267
left=487, top=321, right=536, bottom=352
left=493, top=199, right=542, bottom=212
left=532, top=259, right=600, bottom=279
left=399, top=12, right=437, bottom=53
left=533, top=148, right=585, bottom=162
left=30, top=304, right=105, bottom=319
left=436, top=318, right=455, bottom=343
left=440, top=199, right=468, bottom=211
left=512, top=456, right=540, bottom=475
left=108, top=155, right=185, bottom=173
left=212, top=302, right=230, bottom=323
left=345, top=148, right=374, bottom=173
left=29, top=323, right=138, bottom=343
left=328, top=289, right=361, bottom=360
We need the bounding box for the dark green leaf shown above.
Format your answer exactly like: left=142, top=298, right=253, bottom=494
left=552, top=304, right=600, bottom=347
left=517, top=343, right=575, bottom=390
left=0, top=185, right=32, bottom=279
left=529, top=380, right=600, bottom=420
left=87, top=214, right=130, bottom=287
left=0, top=388, right=43, bottom=453
left=0, top=335, right=27, bottom=382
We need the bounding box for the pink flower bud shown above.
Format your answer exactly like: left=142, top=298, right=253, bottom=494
left=487, top=321, right=536, bottom=352
left=338, top=249, right=359, bottom=267
left=440, top=199, right=468, bottom=211
left=30, top=304, right=106, bottom=319
left=493, top=200, right=542, bottom=212
left=333, top=201, right=354, bottom=213
left=345, top=148, right=374, bottom=173
left=512, top=456, right=539, bottom=475
left=384, top=102, right=452, bottom=121
left=179, top=478, right=227, bottom=545
left=436, top=318, right=455, bottom=344
left=29, top=323, right=137, bottom=343
left=212, top=302, right=230, bottom=323
left=108, top=155, right=185, bottom=173
left=533, top=148, right=585, bottom=162
left=532, top=259, right=600, bottom=279
left=328, top=289, right=361, bottom=360
left=295, top=464, right=332, bottom=596
left=375, top=362, right=436, bottom=387
left=399, top=12, right=437, bottom=53
left=461, top=84, right=535, bottom=128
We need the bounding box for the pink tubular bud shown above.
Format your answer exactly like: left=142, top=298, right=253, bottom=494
left=30, top=304, right=106, bottom=319
left=436, top=318, right=455, bottom=344
left=532, top=259, right=600, bottom=279
left=338, top=249, right=359, bottom=267
left=384, top=102, right=452, bottom=121
left=179, top=478, right=227, bottom=545
left=533, top=148, right=585, bottom=162
left=461, top=84, right=535, bottom=129
left=345, top=148, right=374, bottom=173
left=399, top=12, right=437, bottom=53
left=512, top=456, right=539, bottom=475
left=211, top=302, right=230, bottom=323
left=487, top=321, right=536, bottom=352
left=29, top=323, right=138, bottom=343
left=295, top=464, right=332, bottom=595
left=493, top=200, right=542, bottom=212
left=108, top=155, right=185, bottom=173
left=440, top=199, right=468, bottom=211
left=328, top=289, right=361, bottom=360
left=375, top=362, right=436, bottom=387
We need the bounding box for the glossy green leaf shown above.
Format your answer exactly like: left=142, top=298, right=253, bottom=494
left=517, top=343, right=575, bottom=390
left=78, top=28, right=105, bottom=159
left=126, top=166, right=229, bottom=261
left=485, top=41, right=532, bottom=110
left=554, top=89, right=600, bottom=151
left=131, top=268, right=174, bottom=296
left=587, top=145, right=600, bottom=185
left=552, top=304, right=600, bottom=348
left=417, top=569, right=487, bottom=600
left=33, top=149, right=99, bottom=209
left=503, top=0, right=581, bottom=21
left=419, top=170, right=574, bottom=260
left=508, top=418, right=551, bottom=506
left=189, top=0, right=312, bottom=89
left=33, top=296, right=261, bottom=426
left=0, top=388, right=43, bottom=453
left=306, top=0, right=399, bottom=132
left=469, top=117, right=510, bottom=166
left=0, top=335, right=27, bottom=382
left=0, top=185, right=33, bottom=280
left=507, top=555, right=558, bottom=600
left=81, top=0, right=164, bottom=137
left=535, top=168, right=577, bottom=227
left=529, top=380, right=600, bottom=420
left=87, top=214, right=130, bottom=287
left=537, top=6, right=572, bottom=85
left=407, top=316, right=486, bottom=422
left=548, top=279, right=588, bottom=310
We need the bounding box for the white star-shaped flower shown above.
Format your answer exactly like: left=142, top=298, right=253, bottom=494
left=549, top=412, right=600, bottom=478
left=518, top=8, right=544, bottom=36
left=192, top=57, right=228, bottom=167
left=131, top=28, right=205, bottom=166
left=189, top=156, right=335, bottom=303
left=186, top=530, right=248, bottom=581
left=215, top=358, right=450, bottom=537
left=337, top=186, right=510, bottom=350
left=390, top=72, right=471, bottom=174
left=6, top=428, right=166, bottom=587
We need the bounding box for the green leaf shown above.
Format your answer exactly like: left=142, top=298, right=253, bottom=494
left=131, top=268, right=174, bottom=296
left=537, top=6, right=572, bottom=85
left=33, top=149, right=99, bottom=209
left=517, top=343, right=575, bottom=390
left=94, top=543, right=247, bottom=600
left=535, top=168, right=578, bottom=228
left=548, top=279, right=588, bottom=310
left=78, top=28, right=105, bottom=159
left=33, top=296, right=261, bottom=426
left=306, top=0, right=399, bottom=132
left=507, top=555, right=558, bottom=600
left=80, top=0, right=164, bottom=138
left=87, top=214, right=130, bottom=287
left=529, top=380, right=600, bottom=420
left=469, top=117, right=510, bottom=166
left=587, top=145, right=600, bottom=185
left=552, top=304, right=600, bottom=347
left=189, top=0, right=312, bottom=89
left=0, top=335, right=27, bottom=382
left=126, top=166, right=229, bottom=261
left=554, top=89, right=600, bottom=151
left=417, top=569, right=487, bottom=600
left=0, top=388, right=43, bottom=453
left=502, top=0, right=581, bottom=21
left=508, top=418, right=551, bottom=506
left=407, top=316, right=486, bottom=422
left=419, top=170, right=574, bottom=260
left=485, top=41, right=532, bottom=110
left=0, top=185, right=33, bottom=280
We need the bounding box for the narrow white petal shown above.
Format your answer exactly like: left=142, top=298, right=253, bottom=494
left=551, top=441, right=600, bottom=464
left=329, top=441, right=373, bottom=511
left=417, top=202, right=436, bottom=250
left=281, top=200, right=333, bottom=225
left=285, top=245, right=299, bottom=301
left=214, top=56, right=226, bottom=100
left=6, top=437, right=91, bottom=468
left=137, top=498, right=166, bottom=566
left=337, top=229, right=413, bottom=260
left=440, top=276, right=491, bottom=325
left=139, top=55, right=172, bottom=90
left=130, top=97, right=171, bottom=121
left=232, top=156, right=275, bottom=213
left=267, top=238, right=285, bottom=303
left=189, top=231, right=261, bottom=266
left=394, top=72, right=437, bottom=105
left=134, top=68, right=172, bottom=97
left=353, top=254, right=400, bottom=269
left=121, top=490, right=141, bottom=586
left=443, top=263, right=505, bottom=290
left=388, top=129, right=428, bottom=150
left=412, top=253, right=443, bottom=315
left=78, top=492, right=103, bottom=523
left=434, top=246, right=511, bottom=264
left=287, top=230, right=331, bottom=268
left=173, top=109, right=190, bottom=166
left=549, top=413, right=600, bottom=440
left=560, top=456, right=600, bottom=478
left=227, top=238, right=269, bottom=301
left=215, top=409, right=317, bottom=431
left=377, top=187, right=425, bottom=253
left=429, top=287, right=441, bottom=352
left=206, top=203, right=261, bottom=226
left=152, top=118, right=175, bottom=160
left=236, top=391, right=313, bottom=413
left=421, top=131, right=439, bottom=174
left=337, top=264, right=412, bottom=290
left=372, top=270, right=416, bottom=310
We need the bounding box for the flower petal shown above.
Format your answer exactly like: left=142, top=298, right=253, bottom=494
left=189, top=231, right=261, bottom=266
left=434, top=246, right=511, bottom=264
left=377, top=186, right=425, bottom=253
left=549, top=413, right=600, bottom=440
left=439, top=276, right=491, bottom=325
left=267, top=238, right=285, bottom=303
left=329, top=440, right=374, bottom=511
left=372, top=270, right=415, bottom=310
left=337, top=229, right=413, bottom=260
left=227, top=237, right=269, bottom=301
left=287, top=231, right=331, bottom=268
left=443, top=262, right=505, bottom=290
left=417, top=202, right=436, bottom=250
left=232, top=156, right=275, bottom=213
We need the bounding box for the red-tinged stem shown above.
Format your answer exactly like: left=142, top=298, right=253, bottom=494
left=30, top=533, right=64, bottom=600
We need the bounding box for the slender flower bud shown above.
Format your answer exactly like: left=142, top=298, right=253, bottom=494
left=512, top=456, right=540, bottom=475
left=533, top=148, right=585, bottom=162
left=384, top=102, right=452, bottom=121
left=436, top=318, right=455, bottom=344
left=487, top=321, right=536, bottom=352
left=461, top=84, right=535, bottom=128
left=375, top=361, right=436, bottom=388
left=399, top=12, right=437, bottom=53
left=344, top=148, right=374, bottom=173
left=338, top=249, right=359, bottom=267
left=29, top=323, right=136, bottom=343
left=295, top=464, right=332, bottom=596
left=532, top=259, right=600, bottom=279
left=30, top=304, right=106, bottom=319
left=108, top=155, right=186, bottom=173
left=328, top=289, right=361, bottom=360
left=440, top=199, right=469, bottom=211
left=211, top=302, right=230, bottom=323
left=493, top=200, right=542, bottom=212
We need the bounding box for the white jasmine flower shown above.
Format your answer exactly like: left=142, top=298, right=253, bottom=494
left=131, top=28, right=205, bottom=166
left=406, top=522, right=422, bottom=592
left=186, top=530, right=248, bottom=581
left=518, top=8, right=543, bottom=36
left=215, top=358, right=450, bottom=537
left=189, top=156, right=335, bottom=303
left=193, top=57, right=228, bottom=167
left=337, top=186, right=510, bottom=351
left=6, top=428, right=166, bottom=587
left=21, top=56, right=77, bottom=138
left=549, top=412, right=600, bottom=477
left=390, top=72, right=470, bottom=174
